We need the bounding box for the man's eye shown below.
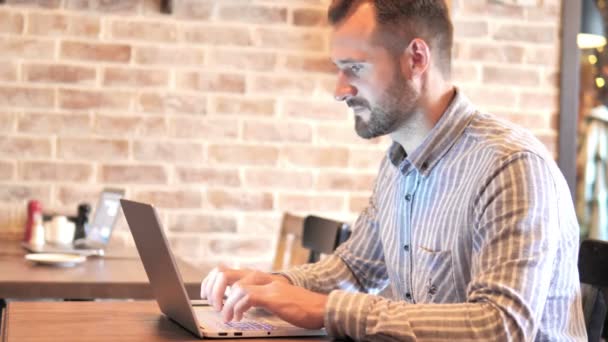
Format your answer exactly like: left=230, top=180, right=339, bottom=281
left=350, top=65, right=363, bottom=74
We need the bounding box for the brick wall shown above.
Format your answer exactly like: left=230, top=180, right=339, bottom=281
left=0, top=0, right=561, bottom=270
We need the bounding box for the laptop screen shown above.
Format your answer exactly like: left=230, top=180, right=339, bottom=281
left=86, top=189, right=124, bottom=243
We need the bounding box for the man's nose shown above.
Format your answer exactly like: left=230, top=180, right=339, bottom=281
left=334, top=73, right=357, bottom=101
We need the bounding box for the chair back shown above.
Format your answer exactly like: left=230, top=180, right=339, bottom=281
left=579, top=239, right=608, bottom=341
left=272, top=213, right=350, bottom=271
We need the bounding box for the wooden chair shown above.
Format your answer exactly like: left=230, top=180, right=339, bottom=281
left=273, top=213, right=351, bottom=271
left=579, top=239, right=608, bottom=341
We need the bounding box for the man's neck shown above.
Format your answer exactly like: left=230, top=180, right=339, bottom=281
left=390, top=83, right=455, bottom=154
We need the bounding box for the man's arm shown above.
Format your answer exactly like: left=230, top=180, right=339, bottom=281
left=280, top=172, right=390, bottom=295
left=322, top=153, right=569, bottom=340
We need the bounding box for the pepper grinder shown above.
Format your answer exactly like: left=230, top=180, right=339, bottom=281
left=73, top=203, right=91, bottom=241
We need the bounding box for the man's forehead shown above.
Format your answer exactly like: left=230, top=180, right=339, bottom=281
left=329, top=2, right=378, bottom=58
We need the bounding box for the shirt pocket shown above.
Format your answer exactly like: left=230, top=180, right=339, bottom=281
left=412, top=246, right=460, bottom=304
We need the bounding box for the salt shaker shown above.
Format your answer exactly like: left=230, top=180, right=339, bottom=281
left=29, top=212, right=45, bottom=245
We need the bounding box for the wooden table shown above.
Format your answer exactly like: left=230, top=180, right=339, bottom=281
left=0, top=240, right=206, bottom=299
left=0, top=301, right=329, bottom=342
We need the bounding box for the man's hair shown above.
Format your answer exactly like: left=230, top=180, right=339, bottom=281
left=328, top=0, right=453, bottom=77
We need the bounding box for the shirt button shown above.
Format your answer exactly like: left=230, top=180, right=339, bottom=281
left=403, top=245, right=410, bottom=252
left=405, top=194, right=412, bottom=201
left=405, top=293, right=412, bottom=300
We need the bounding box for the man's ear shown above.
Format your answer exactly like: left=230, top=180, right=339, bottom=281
left=401, top=38, right=430, bottom=79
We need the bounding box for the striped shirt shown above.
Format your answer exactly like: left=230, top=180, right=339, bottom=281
left=282, top=90, right=587, bottom=341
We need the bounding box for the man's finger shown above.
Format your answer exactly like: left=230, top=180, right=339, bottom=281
left=200, top=274, right=209, bottom=299
left=221, top=284, right=246, bottom=323
left=211, top=271, right=228, bottom=311
left=204, top=268, right=218, bottom=307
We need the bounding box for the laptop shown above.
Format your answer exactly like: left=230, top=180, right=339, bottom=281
left=120, top=199, right=327, bottom=339
left=22, top=188, right=125, bottom=256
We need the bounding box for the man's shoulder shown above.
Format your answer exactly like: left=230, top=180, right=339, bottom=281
left=464, top=111, right=554, bottom=165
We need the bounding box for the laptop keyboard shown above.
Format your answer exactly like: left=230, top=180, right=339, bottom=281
left=195, top=308, right=290, bottom=331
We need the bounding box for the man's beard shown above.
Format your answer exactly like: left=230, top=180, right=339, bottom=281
left=349, top=77, right=418, bottom=139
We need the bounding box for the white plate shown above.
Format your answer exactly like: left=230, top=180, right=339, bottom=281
left=25, top=253, right=87, bottom=267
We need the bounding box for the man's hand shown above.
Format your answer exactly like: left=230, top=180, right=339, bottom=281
left=200, top=265, right=290, bottom=312
left=221, top=280, right=327, bottom=330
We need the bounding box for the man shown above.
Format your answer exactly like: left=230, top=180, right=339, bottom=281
left=201, top=0, right=587, bottom=340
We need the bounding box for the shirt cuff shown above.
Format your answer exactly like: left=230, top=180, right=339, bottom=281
left=274, top=267, right=309, bottom=289
left=324, top=290, right=378, bottom=340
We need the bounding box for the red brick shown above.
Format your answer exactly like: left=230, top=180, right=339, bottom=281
left=526, top=4, right=560, bottom=22
left=27, top=13, right=100, bottom=37
left=175, top=167, right=240, bottom=186
left=0, top=87, right=55, bottom=108
left=134, top=46, right=205, bottom=66
left=317, top=124, right=382, bottom=145
left=6, top=0, right=60, bottom=8
left=208, top=238, right=273, bottom=258
left=453, top=20, right=488, bottom=38
left=172, top=0, right=213, bottom=20
left=250, top=76, right=316, bottom=96
left=0, top=11, right=24, bottom=34
left=58, top=138, right=129, bottom=161
left=0, top=136, right=52, bottom=160
left=284, top=55, right=337, bottom=74
left=465, top=43, right=525, bottom=64
left=169, top=235, right=203, bottom=260
left=61, top=41, right=131, bottom=63
left=242, top=121, right=312, bottom=143
left=0, top=161, right=15, bottom=180
left=536, top=133, right=557, bottom=155
left=316, top=172, right=376, bottom=191
left=460, top=86, right=518, bottom=109
left=283, top=100, right=348, bottom=121
left=110, top=20, right=177, bottom=42
left=208, top=49, right=276, bottom=71
left=0, top=62, right=18, bottom=82
left=65, top=0, right=139, bottom=13
left=244, top=169, right=313, bottom=189
left=138, top=92, right=206, bottom=115
left=176, top=72, right=245, bottom=93
left=56, top=185, right=102, bottom=208
left=277, top=194, right=344, bottom=212
left=0, top=185, right=50, bottom=204
left=236, top=214, right=282, bottom=234
left=208, top=145, right=279, bottom=166
left=103, top=67, right=169, bottom=88
left=168, top=213, right=237, bottom=233
left=525, top=47, right=559, bottom=67
left=460, top=2, right=525, bottom=18
left=493, top=24, right=555, bottom=44
left=218, top=5, right=287, bottom=24
left=348, top=148, right=385, bottom=169
left=21, top=161, right=93, bottom=182
left=283, top=146, right=349, bottom=168
left=133, top=140, right=204, bottom=163
left=212, top=96, right=274, bottom=117
left=349, top=195, right=370, bottom=213
left=59, top=89, right=133, bottom=111
left=18, top=112, right=91, bottom=135
left=254, top=28, right=324, bottom=51
left=0, top=112, right=16, bottom=133
left=134, top=190, right=202, bottom=209
left=24, top=63, right=96, bottom=84
left=293, top=8, right=327, bottom=26
left=94, top=114, right=166, bottom=137
left=0, top=37, right=55, bottom=59
left=182, top=25, right=252, bottom=46
left=520, top=92, right=558, bottom=111
left=100, top=164, right=168, bottom=184
left=482, top=66, right=540, bottom=87
left=207, top=190, right=273, bottom=211
left=169, top=117, right=238, bottom=140
left=452, top=63, right=479, bottom=83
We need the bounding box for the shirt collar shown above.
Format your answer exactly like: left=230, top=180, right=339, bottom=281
left=388, top=88, right=477, bottom=176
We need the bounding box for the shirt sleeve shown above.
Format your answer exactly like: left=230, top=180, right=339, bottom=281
left=322, top=152, right=565, bottom=341
left=280, top=159, right=390, bottom=295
